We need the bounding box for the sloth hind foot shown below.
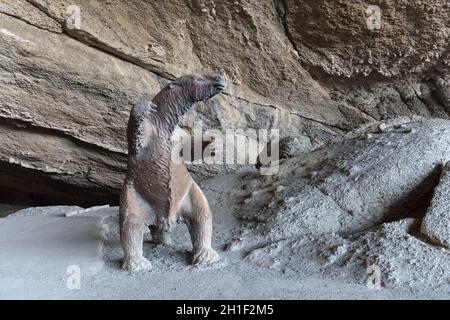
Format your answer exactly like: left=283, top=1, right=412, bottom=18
left=122, top=256, right=152, bottom=272
left=192, top=247, right=220, bottom=265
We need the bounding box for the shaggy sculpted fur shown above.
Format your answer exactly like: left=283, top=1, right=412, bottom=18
left=120, top=74, right=226, bottom=271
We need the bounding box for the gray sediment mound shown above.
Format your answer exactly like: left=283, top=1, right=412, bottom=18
left=235, top=118, right=450, bottom=289
left=244, top=218, right=450, bottom=289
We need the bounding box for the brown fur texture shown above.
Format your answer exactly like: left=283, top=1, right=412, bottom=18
left=120, top=74, right=226, bottom=271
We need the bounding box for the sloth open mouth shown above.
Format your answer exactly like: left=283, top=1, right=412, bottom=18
left=209, top=74, right=227, bottom=92
left=213, top=81, right=226, bottom=91
left=214, top=84, right=226, bottom=91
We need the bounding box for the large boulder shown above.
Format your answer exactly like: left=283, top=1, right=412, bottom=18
left=239, top=118, right=450, bottom=241
left=421, top=162, right=450, bottom=248
left=235, top=118, right=450, bottom=288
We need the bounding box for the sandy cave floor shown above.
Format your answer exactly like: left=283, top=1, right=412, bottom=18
left=0, top=173, right=449, bottom=300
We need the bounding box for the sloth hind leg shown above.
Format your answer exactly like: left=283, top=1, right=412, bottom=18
left=181, top=182, right=219, bottom=265
left=119, top=186, right=152, bottom=272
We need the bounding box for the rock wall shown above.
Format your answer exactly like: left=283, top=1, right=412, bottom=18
left=0, top=0, right=449, bottom=204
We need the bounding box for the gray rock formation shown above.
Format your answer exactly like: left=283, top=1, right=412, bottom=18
left=236, top=118, right=450, bottom=288
left=239, top=119, right=450, bottom=242
left=421, top=162, right=450, bottom=248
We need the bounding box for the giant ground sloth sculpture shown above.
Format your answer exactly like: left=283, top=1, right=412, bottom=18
left=120, top=74, right=226, bottom=271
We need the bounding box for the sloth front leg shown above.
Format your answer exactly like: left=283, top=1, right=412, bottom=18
left=119, top=186, right=152, bottom=272
left=182, top=182, right=219, bottom=264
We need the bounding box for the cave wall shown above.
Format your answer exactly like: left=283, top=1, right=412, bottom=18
left=0, top=0, right=449, bottom=204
